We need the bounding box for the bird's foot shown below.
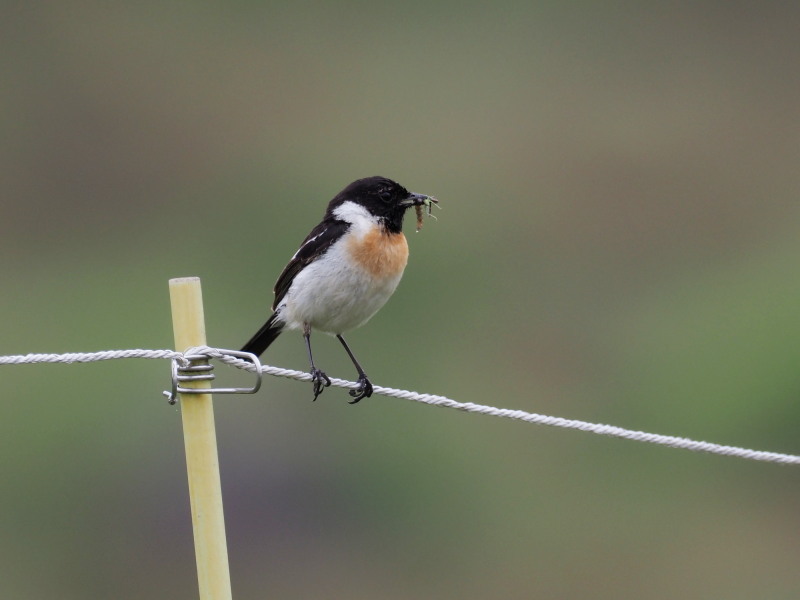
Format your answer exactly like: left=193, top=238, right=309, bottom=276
left=348, top=374, right=373, bottom=404
left=310, top=368, right=331, bottom=401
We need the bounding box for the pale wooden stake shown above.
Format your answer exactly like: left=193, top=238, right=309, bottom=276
left=169, top=277, right=233, bottom=600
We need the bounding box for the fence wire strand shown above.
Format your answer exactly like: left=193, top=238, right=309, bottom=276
left=2, top=346, right=798, bottom=465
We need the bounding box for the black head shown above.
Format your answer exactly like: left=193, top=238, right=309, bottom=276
left=326, top=176, right=431, bottom=234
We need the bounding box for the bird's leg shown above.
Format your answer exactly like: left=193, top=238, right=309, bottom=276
left=336, top=334, right=373, bottom=404
left=303, top=323, right=330, bottom=400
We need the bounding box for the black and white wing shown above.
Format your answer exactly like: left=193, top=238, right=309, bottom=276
left=272, top=219, right=349, bottom=310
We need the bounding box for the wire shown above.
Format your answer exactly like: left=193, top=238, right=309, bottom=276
left=2, top=346, right=798, bottom=465
left=0, top=349, right=185, bottom=365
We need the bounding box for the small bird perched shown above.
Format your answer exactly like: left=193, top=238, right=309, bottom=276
left=241, top=176, right=437, bottom=403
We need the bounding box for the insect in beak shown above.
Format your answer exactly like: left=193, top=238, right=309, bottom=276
left=413, top=195, right=439, bottom=232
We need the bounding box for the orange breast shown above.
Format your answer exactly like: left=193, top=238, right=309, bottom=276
left=346, top=226, right=409, bottom=278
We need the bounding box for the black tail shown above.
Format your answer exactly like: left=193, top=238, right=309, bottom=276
left=241, top=313, right=283, bottom=357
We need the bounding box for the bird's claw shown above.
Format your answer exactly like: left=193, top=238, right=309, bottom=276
left=310, top=368, right=331, bottom=401
left=348, top=375, right=373, bottom=404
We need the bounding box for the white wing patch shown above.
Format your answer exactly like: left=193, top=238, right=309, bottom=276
left=292, top=228, right=327, bottom=260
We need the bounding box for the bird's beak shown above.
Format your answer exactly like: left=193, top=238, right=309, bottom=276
left=399, top=193, right=438, bottom=209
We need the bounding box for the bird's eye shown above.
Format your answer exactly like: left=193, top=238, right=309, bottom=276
left=378, top=189, right=392, bottom=202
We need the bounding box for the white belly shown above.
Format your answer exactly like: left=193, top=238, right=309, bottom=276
left=277, top=241, right=405, bottom=334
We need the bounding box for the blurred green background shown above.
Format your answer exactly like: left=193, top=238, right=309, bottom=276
left=2, top=2, right=800, bottom=598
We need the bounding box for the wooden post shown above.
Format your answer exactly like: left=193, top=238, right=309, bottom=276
left=169, top=277, right=233, bottom=600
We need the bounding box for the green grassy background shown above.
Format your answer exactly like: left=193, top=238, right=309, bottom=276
left=2, top=3, right=800, bottom=598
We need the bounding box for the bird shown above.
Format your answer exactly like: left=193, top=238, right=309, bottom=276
left=241, top=176, right=437, bottom=403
